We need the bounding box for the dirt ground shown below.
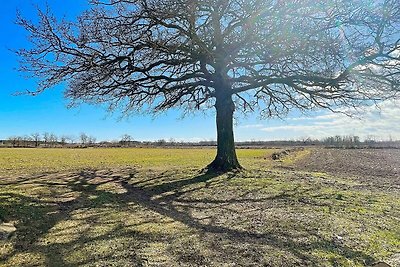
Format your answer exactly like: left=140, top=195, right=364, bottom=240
left=295, top=148, right=400, bottom=191
left=0, top=148, right=399, bottom=267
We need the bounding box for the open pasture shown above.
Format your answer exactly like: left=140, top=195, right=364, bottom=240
left=0, top=148, right=399, bottom=267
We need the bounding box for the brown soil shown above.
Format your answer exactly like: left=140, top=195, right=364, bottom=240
left=1, top=148, right=399, bottom=266
left=295, top=148, right=400, bottom=191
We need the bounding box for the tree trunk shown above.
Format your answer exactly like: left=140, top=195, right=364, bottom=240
left=207, top=91, right=242, bottom=172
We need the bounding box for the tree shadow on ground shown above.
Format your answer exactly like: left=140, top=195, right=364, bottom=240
left=117, top=171, right=376, bottom=266
left=0, top=168, right=377, bottom=266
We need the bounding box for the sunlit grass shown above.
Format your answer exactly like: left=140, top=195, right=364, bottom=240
left=0, top=148, right=398, bottom=266
left=0, top=148, right=268, bottom=177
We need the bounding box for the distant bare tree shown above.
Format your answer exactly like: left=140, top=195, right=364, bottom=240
left=31, top=132, right=41, bottom=147
left=120, top=134, right=132, bottom=146
left=8, top=136, right=18, bottom=147
left=60, top=135, right=68, bottom=145
left=169, top=138, right=176, bottom=145
left=157, top=139, right=167, bottom=146
left=22, top=135, right=32, bottom=147
left=43, top=132, right=51, bottom=147
left=88, top=136, right=97, bottom=145
left=79, top=132, right=89, bottom=145
left=16, top=136, right=24, bottom=147
left=365, top=135, right=377, bottom=146
left=49, top=133, right=58, bottom=147
left=17, top=0, right=400, bottom=171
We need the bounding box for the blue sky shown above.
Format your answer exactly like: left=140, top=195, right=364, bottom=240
left=0, top=1, right=399, bottom=142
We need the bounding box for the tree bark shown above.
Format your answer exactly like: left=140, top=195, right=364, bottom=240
left=207, top=90, right=242, bottom=172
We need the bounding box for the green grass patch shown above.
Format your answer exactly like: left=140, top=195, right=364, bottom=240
left=0, top=148, right=399, bottom=266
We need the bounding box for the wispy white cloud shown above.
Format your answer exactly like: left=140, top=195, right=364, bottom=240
left=258, top=100, right=400, bottom=140
left=238, top=124, right=264, bottom=129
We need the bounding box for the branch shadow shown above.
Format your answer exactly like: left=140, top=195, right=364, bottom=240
left=117, top=172, right=376, bottom=266
left=0, top=170, right=149, bottom=266
left=0, top=167, right=377, bottom=266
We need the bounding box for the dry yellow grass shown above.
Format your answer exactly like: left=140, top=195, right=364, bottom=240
left=0, top=148, right=399, bottom=267
left=0, top=148, right=268, bottom=176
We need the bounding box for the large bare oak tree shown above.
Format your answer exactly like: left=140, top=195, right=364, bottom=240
left=17, top=0, right=400, bottom=171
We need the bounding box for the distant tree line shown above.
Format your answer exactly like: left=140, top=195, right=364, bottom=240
left=317, top=135, right=399, bottom=148
left=0, top=133, right=399, bottom=149
left=2, top=132, right=97, bottom=148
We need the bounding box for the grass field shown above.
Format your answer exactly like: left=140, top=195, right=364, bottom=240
left=0, top=148, right=266, bottom=176
left=0, top=148, right=399, bottom=267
